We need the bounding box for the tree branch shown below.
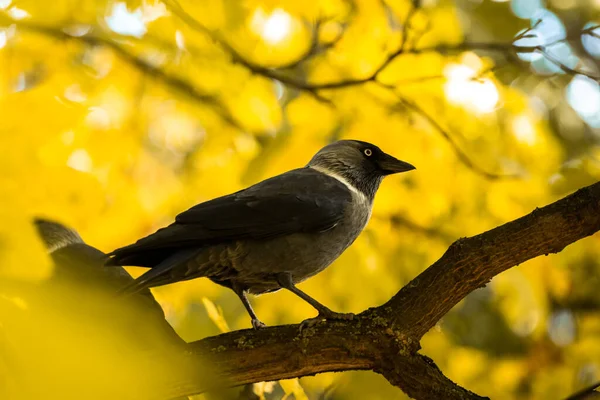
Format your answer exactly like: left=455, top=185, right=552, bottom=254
left=382, top=181, right=600, bottom=338
left=160, top=2, right=600, bottom=182
left=159, top=1, right=525, bottom=180
left=172, top=181, right=600, bottom=399
left=186, top=314, right=486, bottom=400
left=395, top=96, right=520, bottom=180
left=387, top=214, right=454, bottom=242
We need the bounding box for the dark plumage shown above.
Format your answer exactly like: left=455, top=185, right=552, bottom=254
left=106, top=140, right=415, bottom=328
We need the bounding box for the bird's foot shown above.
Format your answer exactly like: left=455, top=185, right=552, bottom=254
left=323, top=310, right=355, bottom=321
left=299, top=310, right=355, bottom=332
left=251, top=318, right=267, bottom=330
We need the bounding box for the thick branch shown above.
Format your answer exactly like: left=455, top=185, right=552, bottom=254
left=190, top=323, right=375, bottom=386
left=185, top=316, right=486, bottom=400
left=383, top=182, right=600, bottom=338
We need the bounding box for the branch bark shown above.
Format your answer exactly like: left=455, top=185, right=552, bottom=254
left=187, top=315, right=485, bottom=400
left=170, top=182, right=600, bottom=399
left=383, top=181, right=600, bottom=338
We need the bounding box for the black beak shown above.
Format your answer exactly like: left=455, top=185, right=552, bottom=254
left=377, top=153, right=416, bottom=175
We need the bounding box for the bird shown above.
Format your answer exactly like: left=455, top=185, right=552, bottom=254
left=106, top=140, right=415, bottom=329
left=33, top=218, right=185, bottom=344
left=34, top=218, right=156, bottom=303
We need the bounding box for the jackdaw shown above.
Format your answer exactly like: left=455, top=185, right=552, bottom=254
left=106, top=140, right=415, bottom=329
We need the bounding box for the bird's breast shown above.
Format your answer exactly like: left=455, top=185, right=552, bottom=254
left=289, top=193, right=372, bottom=281
left=231, top=193, right=372, bottom=290
left=342, top=191, right=373, bottom=236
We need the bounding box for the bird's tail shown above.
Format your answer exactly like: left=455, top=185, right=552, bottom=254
left=116, top=248, right=199, bottom=296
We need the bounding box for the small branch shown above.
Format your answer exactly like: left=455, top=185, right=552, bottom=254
left=163, top=0, right=346, bottom=71
left=398, top=2, right=419, bottom=54
left=540, top=47, right=600, bottom=81
left=397, top=96, right=520, bottom=180
left=387, top=214, right=454, bottom=242
left=275, top=16, right=350, bottom=71
left=162, top=0, right=335, bottom=103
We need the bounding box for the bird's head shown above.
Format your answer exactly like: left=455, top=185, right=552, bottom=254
left=307, top=140, right=415, bottom=201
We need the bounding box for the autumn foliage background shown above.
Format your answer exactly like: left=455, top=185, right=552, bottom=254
left=1, top=0, right=600, bottom=399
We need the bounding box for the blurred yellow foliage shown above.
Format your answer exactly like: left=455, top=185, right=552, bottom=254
left=1, top=0, right=599, bottom=399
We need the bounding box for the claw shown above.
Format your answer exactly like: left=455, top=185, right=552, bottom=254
left=299, top=316, right=326, bottom=333
left=251, top=319, right=266, bottom=330
left=328, top=311, right=355, bottom=320
left=299, top=311, right=355, bottom=333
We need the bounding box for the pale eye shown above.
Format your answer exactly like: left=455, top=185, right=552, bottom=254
left=364, top=148, right=373, bottom=156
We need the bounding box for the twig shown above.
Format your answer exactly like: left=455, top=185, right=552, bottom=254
left=161, top=0, right=334, bottom=103
left=387, top=214, right=454, bottom=242
left=398, top=2, right=418, bottom=54
left=397, top=96, right=520, bottom=180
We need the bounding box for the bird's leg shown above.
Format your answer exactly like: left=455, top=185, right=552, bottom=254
left=275, top=272, right=354, bottom=329
left=232, top=283, right=266, bottom=330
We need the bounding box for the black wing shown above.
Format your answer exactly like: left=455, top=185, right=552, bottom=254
left=107, top=168, right=351, bottom=267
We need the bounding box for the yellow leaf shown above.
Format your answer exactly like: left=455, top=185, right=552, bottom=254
left=202, top=297, right=230, bottom=332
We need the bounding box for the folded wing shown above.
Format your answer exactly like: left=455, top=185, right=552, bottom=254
left=107, top=168, right=351, bottom=268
